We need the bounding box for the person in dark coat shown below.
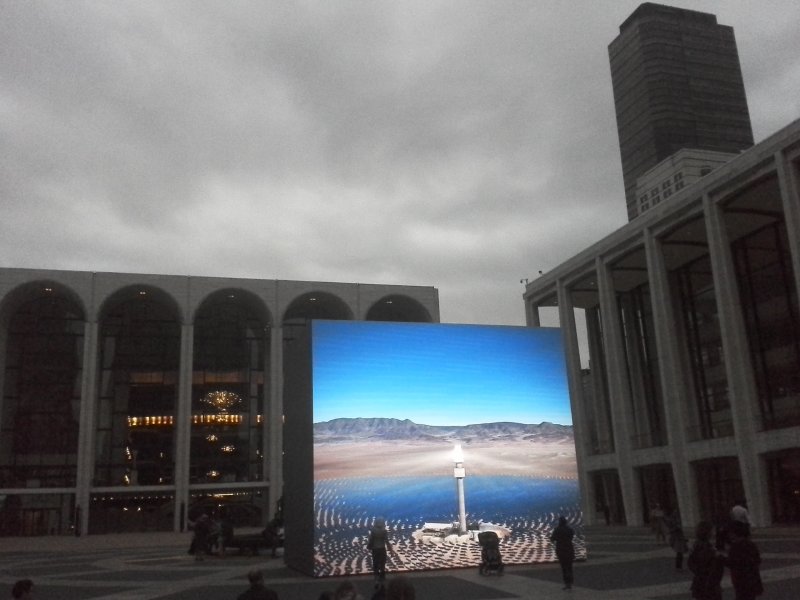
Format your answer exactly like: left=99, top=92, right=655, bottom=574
left=236, top=570, right=278, bottom=600
left=191, top=513, right=211, bottom=562
left=665, top=509, right=688, bottom=569
left=724, top=520, right=763, bottom=600
left=688, top=521, right=723, bottom=600
left=11, top=579, right=34, bottom=600
left=550, top=516, right=576, bottom=590
left=367, top=517, right=393, bottom=583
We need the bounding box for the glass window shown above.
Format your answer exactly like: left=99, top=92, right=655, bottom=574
left=1, top=292, right=83, bottom=488
left=191, top=295, right=267, bottom=484
left=96, top=292, right=180, bottom=487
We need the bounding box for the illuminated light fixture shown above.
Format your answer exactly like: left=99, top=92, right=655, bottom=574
left=206, top=434, right=218, bottom=442
left=127, top=415, right=174, bottom=427
left=44, top=287, right=53, bottom=292
left=385, top=300, right=393, bottom=304
left=193, top=414, right=243, bottom=425
left=221, top=445, right=235, bottom=453
left=309, top=297, right=316, bottom=301
left=206, top=470, right=221, bottom=479
left=201, top=390, right=241, bottom=413
left=138, top=290, right=146, bottom=295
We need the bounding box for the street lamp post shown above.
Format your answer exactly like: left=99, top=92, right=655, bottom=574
left=453, top=443, right=467, bottom=534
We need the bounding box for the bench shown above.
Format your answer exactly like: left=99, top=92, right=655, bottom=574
left=222, top=525, right=283, bottom=556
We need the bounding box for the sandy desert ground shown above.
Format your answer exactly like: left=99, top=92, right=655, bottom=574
left=314, top=439, right=576, bottom=480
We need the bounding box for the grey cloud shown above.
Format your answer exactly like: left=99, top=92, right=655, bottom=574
left=2, top=0, right=799, bottom=326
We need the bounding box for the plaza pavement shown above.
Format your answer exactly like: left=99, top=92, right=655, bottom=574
left=1, top=525, right=798, bottom=599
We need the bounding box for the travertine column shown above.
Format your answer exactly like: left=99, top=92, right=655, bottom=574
left=776, top=150, right=800, bottom=304
left=268, top=325, right=284, bottom=519
left=703, top=193, right=767, bottom=526
left=644, top=229, right=699, bottom=527
left=525, top=298, right=541, bottom=327
left=617, top=295, right=648, bottom=445
left=173, top=322, right=194, bottom=531
left=556, top=279, right=594, bottom=524
left=596, top=257, right=642, bottom=525
left=75, top=319, right=98, bottom=537
left=585, top=306, right=614, bottom=453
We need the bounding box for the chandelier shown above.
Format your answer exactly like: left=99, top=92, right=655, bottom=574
left=201, top=390, right=242, bottom=413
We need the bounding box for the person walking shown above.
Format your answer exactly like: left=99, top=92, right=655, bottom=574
left=688, top=521, right=723, bottom=600
left=550, top=516, right=576, bottom=590
left=724, top=520, right=763, bottom=600
left=367, top=517, right=393, bottom=584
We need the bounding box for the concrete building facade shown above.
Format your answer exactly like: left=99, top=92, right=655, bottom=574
left=0, top=269, right=439, bottom=536
left=609, top=3, right=754, bottom=221
left=523, top=119, right=800, bottom=528
left=635, top=148, right=738, bottom=217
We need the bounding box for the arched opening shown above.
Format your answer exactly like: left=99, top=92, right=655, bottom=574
left=365, top=295, right=432, bottom=322
left=190, top=289, right=270, bottom=488
left=0, top=282, right=84, bottom=536
left=282, top=292, right=353, bottom=324
left=91, top=286, right=181, bottom=533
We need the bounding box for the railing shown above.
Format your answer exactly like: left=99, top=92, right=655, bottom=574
left=589, top=439, right=615, bottom=455
left=760, top=394, right=800, bottom=431
left=630, top=429, right=667, bottom=450
left=685, top=419, right=735, bottom=442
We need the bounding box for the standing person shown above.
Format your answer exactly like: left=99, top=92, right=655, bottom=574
left=730, top=499, right=751, bottom=535
left=11, top=579, right=33, bottom=599
left=724, top=520, right=763, bottom=600
left=236, top=569, right=278, bottom=600
left=650, top=503, right=666, bottom=542
left=688, top=521, right=723, bottom=600
left=665, top=510, right=688, bottom=570
left=550, top=516, right=576, bottom=590
left=367, top=517, right=393, bottom=584
left=191, top=513, right=211, bottom=562
left=262, top=517, right=282, bottom=558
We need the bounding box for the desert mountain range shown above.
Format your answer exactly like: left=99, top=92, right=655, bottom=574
left=314, top=417, right=573, bottom=445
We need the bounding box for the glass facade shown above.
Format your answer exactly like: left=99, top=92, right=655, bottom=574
left=585, top=306, right=615, bottom=454
left=0, top=275, right=437, bottom=537
left=0, top=492, right=75, bottom=536
left=673, top=254, right=733, bottom=441
left=191, top=294, right=267, bottom=484
left=96, top=292, right=181, bottom=487
left=89, top=491, right=173, bottom=533
left=618, top=283, right=667, bottom=449
left=732, top=222, right=800, bottom=430
left=1, top=293, right=83, bottom=488
left=693, top=457, right=745, bottom=522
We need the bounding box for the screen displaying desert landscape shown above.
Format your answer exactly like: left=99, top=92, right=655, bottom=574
left=311, top=320, right=584, bottom=577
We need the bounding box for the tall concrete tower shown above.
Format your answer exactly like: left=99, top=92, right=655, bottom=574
left=609, top=3, right=754, bottom=220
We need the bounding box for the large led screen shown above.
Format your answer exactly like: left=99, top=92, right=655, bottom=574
left=311, top=320, right=584, bottom=577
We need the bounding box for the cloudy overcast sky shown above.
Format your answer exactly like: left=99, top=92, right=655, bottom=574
left=2, top=1, right=798, bottom=325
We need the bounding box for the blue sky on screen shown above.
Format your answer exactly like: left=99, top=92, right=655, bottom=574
left=312, top=321, right=572, bottom=426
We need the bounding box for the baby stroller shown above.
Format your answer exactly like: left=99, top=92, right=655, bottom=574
left=478, top=531, right=504, bottom=575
